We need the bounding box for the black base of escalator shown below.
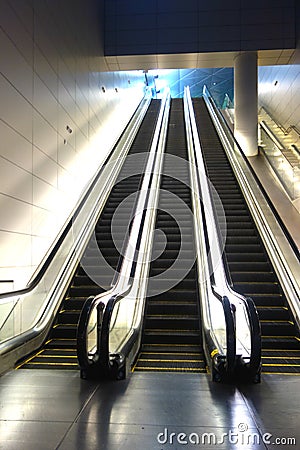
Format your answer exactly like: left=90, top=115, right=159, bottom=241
left=193, top=97, right=300, bottom=375
left=18, top=100, right=161, bottom=370
left=134, top=99, right=206, bottom=374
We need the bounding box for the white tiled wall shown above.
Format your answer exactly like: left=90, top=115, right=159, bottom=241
left=0, top=0, right=145, bottom=291
left=258, top=64, right=300, bottom=133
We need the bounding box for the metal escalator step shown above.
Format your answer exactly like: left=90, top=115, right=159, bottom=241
left=257, top=306, right=290, bottom=321
left=225, top=244, right=263, bottom=253
left=45, top=338, right=77, bottom=348
left=230, top=272, right=277, bottom=283
left=260, top=321, right=297, bottom=336
left=262, top=336, right=300, bottom=349
left=57, top=310, right=81, bottom=324
left=228, top=261, right=271, bottom=271
left=134, top=360, right=206, bottom=372
left=247, top=293, right=285, bottom=306
left=68, top=285, right=105, bottom=297
left=145, top=315, right=200, bottom=330
left=233, top=281, right=280, bottom=295
left=262, top=349, right=300, bottom=357
left=146, top=301, right=198, bottom=315
left=51, top=324, right=78, bottom=339
left=143, top=329, right=201, bottom=345
left=226, top=252, right=267, bottom=262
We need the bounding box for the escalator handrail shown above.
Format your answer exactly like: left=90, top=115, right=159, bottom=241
left=185, top=86, right=263, bottom=379
left=77, top=90, right=171, bottom=374
left=0, top=93, right=152, bottom=302
left=244, top=297, right=262, bottom=376
left=197, top=87, right=262, bottom=376
left=203, top=84, right=300, bottom=331
left=222, top=296, right=236, bottom=374
left=184, top=87, right=237, bottom=375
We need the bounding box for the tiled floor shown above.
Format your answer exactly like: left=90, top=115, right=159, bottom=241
left=0, top=369, right=299, bottom=449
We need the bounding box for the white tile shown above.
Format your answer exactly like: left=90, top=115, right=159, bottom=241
left=31, top=205, right=58, bottom=237
left=33, top=74, right=58, bottom=129
left=0, top=73, right=33, bottom=141
left=7, top=0, right=34, bottom=38
left=0, top=230, right=32, bottom=267
left=0, top=120, right=32, bottom=171
left=32, top=146, right=58, bottom=187
left=57, top=105, right=76, bottom=150
left=1, top=0, right=33, bottom=65
left=57, top=166, right=74, bottom=195
left=32, top=176, right=59, bottom=211
left=31, top=234, right=53, bottom=266
left=34, top=45, right=58, bottom=99
left=0, top=157, right=32, bottom=204
left=0, top=193, right=32, bottom=234
left=0, top=37, right=33, bottom=101
left=58, top=57, right=76, bottom=102
left=58, top=80, right=76, bottom=126
left=33, top=111, right=58, bottom=161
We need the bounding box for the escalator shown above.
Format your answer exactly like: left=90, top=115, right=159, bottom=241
left=18, top=100, right=161, bottom=370
left=193, top=97, right=300, bottom=374
left=133, top=99, right=206, bottom=373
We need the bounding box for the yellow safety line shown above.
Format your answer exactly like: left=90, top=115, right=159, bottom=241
left=262, top=335, right=299, bottom=338
left=23, top=362, right=78, bottom=366
left=262, top=363, right=300, bottom=367
left=15, top=348, right=45, bottom=369
left=35, top=355, right=78, bottom=359
left=262, top=348, right=300, bottom=352
left=262, top=372, right=300, bottom=376
left=44, top=348, right=76, bottom=352
left=262, top=356, right=300, bottom=360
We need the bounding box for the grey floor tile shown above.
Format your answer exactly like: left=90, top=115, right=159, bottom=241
left=0, top=369, right=299, bottom=449
left=0, top=420, right=70, bottom=450
left=0, top=369, right=99, bottom=422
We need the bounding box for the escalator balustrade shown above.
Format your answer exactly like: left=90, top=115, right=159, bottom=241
left=193, top=97, right=300, bottom=374
left=18, top=100, right=162, bottom=370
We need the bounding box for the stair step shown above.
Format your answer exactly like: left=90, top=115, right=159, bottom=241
left=257, top=306, right=290, bottom=320
left=260, top=321, right=296, bottom=336
left=145, top=315, right=200, bottom=330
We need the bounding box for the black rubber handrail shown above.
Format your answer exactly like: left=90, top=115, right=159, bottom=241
left=244, top=296, right=262, bottom=381
left=222, top=296, right=236, bottom=375
left=0, top=97, right=149, bottom=301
